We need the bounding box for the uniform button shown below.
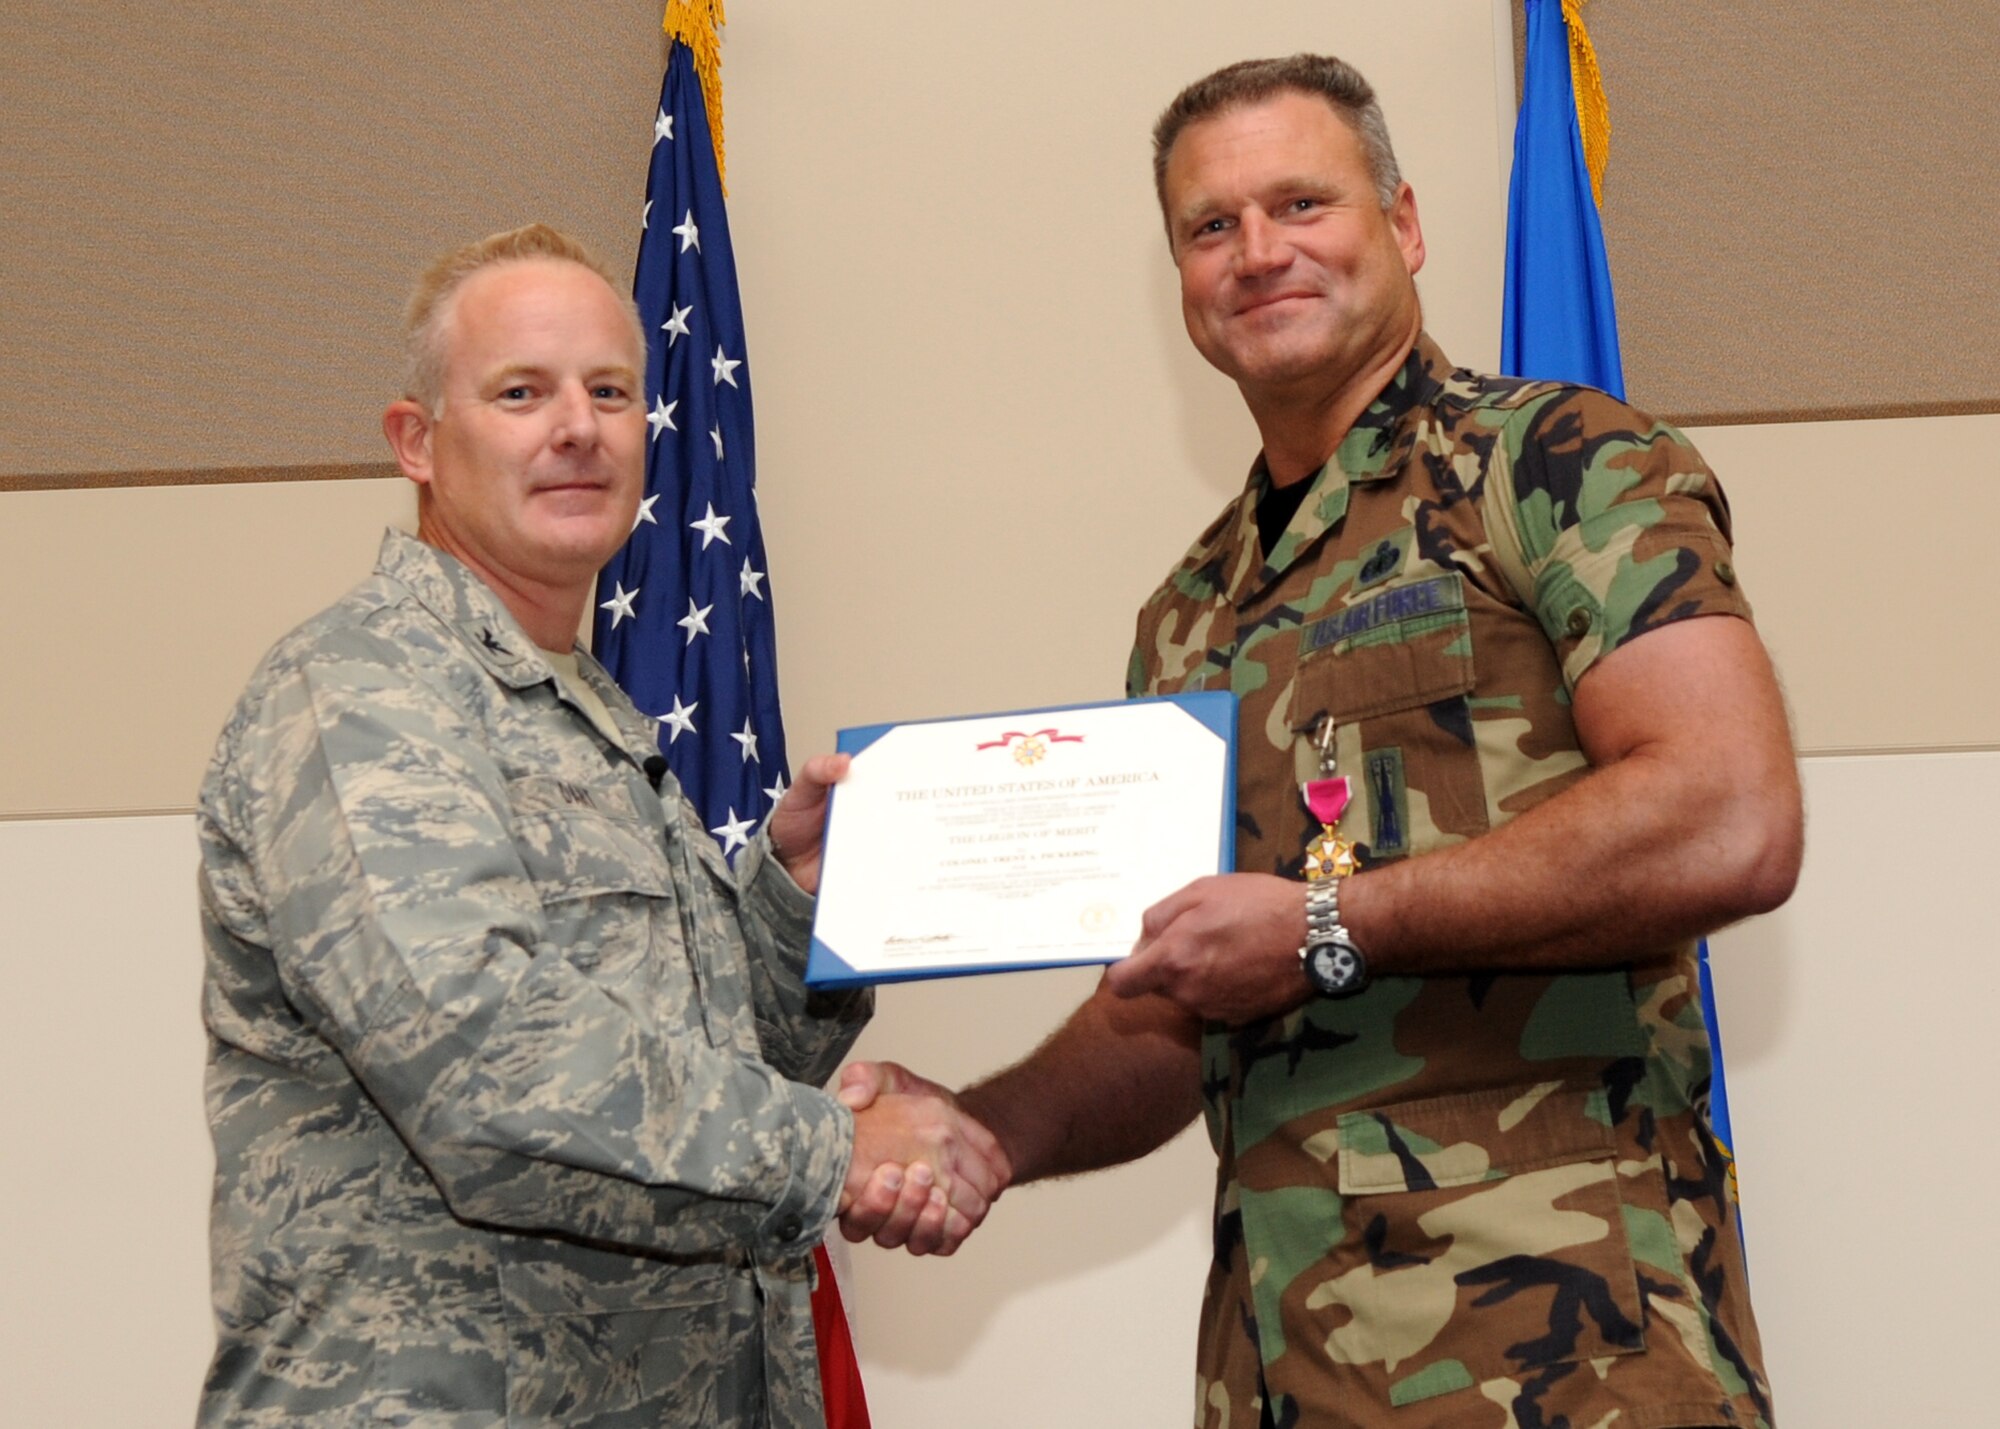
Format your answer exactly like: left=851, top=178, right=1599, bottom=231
left=1564, top=607, right=1592, bottom=638
left=778, top=1216, right=803, bottom=1242
left=1715, top=560, right=1737, bottom=586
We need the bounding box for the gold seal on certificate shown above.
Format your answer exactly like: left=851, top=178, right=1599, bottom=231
left=805, top=692, right=1236, bottom=987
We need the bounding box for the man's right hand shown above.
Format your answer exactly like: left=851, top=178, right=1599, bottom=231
left=836, top=1067, right=1012, bottom=1255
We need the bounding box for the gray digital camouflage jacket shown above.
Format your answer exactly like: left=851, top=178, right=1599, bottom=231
left=197, top=530, right=870, bottom=1428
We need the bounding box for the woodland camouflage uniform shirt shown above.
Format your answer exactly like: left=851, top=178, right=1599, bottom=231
left=197, top=531, right=870, bottom=1428
left=1129, top=335, right=1772, bottom=1429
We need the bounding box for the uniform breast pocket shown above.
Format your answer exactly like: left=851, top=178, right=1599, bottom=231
left=1291, top=587, right=1487, bottom=857
left=507, top=774, right=674, bottom=975
left=1313, top=1085, right=1648, bottom=1405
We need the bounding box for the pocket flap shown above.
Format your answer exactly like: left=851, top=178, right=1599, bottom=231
left=1335, top=1083, right=1614, bottom=1195
left=1292, top=575, right=1475, bottom=726
left=508, top=775, right=673, bottom=902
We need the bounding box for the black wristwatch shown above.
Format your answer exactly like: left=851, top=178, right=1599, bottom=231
left=1301, top=877, right=1369, bottom=997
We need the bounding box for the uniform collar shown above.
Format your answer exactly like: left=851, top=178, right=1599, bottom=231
left=373, top=528, right=554, bottom=691
left=374, top=528, right=666, bottom=763
left=1203, top=332, right=1454, bottom=598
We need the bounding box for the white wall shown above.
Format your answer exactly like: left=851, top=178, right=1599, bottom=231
left=1708, top=752, right=2000, bottom=1423
left=0, top=816, right=212, bottom=1424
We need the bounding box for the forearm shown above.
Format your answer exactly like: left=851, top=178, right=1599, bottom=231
left=958, top=982, right=1203, bottom=1185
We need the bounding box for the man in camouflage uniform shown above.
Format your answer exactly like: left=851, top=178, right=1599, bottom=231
left=197, top=225, right=998, bottom=1427
left=845, top=57, right=1802, bottom=1427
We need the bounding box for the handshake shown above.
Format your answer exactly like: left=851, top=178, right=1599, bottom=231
left=834, top=1061, right=1011, bottom=1257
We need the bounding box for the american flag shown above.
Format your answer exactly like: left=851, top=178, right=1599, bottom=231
left=592, top=32, right=872, bottom=1427
left=593, top=38, right=788, bottom=857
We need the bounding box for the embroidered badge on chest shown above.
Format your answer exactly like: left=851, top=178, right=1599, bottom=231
left=1354, top=536, right=1404, bottom=590
left=1302, top=716, right=1360, bottom=880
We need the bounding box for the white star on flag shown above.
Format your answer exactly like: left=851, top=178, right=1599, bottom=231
left=677, top=598, right=713, bottom=644
left=731, top=718, right=760, bottom=763
left=648, top=396, right=678, bottom=439
left=709, top=425, right=724, bottom=460
left=598, top=581, right=639, bottom=627
left=690, top=503, right=731, bottom=549
left=764, top=772, right=789, bottom=807
left=654, top=108, right=674, bottom=144
left=711, top=345, right=741, bottom=388
left=662, top=303, right=692, bottom=345
left=642, top=200, right=652, bottom=230
left=632, top=493, right=660, bottom=530
left=739, top=559, right=765, bottom=600
left=710, top=807, right=756, bottom=855
left=658, top=694, right=698, bottom=743
left=672, top=211, right=700, bottom=253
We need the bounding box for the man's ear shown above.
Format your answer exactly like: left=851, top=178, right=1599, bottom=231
left=382, top=399, right=436, bottom=489
left=1389, top=181, right=1427, bottom=279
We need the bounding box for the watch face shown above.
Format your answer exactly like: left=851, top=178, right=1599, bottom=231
left=1306, top=939, right=1366, bottom=996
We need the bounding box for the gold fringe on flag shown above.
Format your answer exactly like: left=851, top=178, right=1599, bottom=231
left=663, top=0, right=728, bottom=191
left=1560, top=0, right=1611, bottom=206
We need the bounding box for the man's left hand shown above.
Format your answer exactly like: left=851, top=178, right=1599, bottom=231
left=765, top=753, right=850, bottom=895
left=1104, top=873, right=1311, bottom=1024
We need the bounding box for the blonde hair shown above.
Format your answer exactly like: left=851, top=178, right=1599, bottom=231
left=402, top=223, right=644, bottom=413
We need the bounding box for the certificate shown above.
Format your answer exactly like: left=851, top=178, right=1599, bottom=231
left=805, top=692, right=1235, bottom=988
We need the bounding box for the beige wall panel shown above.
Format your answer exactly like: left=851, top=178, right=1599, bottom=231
left=725, top=0, right=1508, bottom=774
left=0, top=479, right=413, bottom=816
left=1690, top=414, right=2000, bottom=754
left=1709, top=750, right=2000, bottom=1422
left=0, top=814, right=210, bottom=1425
left=713, top=2, right=1509, bottom=1417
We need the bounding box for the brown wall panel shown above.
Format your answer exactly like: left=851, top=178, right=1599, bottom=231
left=1587, top=2, right=2000, bottom=423
left=0, top=2, right=664, bottom=481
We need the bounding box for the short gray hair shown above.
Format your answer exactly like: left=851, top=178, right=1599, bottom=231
left=1151, top=54, right=1404, bottom=239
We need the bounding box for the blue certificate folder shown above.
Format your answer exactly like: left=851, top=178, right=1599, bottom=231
left=804, top=691, right=1236, bottom=989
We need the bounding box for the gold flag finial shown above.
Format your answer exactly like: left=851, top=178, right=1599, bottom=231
left=1560, top=0, right=1612, bottom=205
left=663, top=0, right=728, bottom=190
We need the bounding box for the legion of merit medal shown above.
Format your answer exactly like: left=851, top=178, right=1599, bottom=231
left=1303, top=716, right=1359, bottom=880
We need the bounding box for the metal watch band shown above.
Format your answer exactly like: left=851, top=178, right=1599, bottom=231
left=1302, top=876, right=1346, bottom=954
left=1304, top=876, right=1343, bottom=945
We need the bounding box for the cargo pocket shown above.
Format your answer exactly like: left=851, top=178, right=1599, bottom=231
left=499, top=1237, right=727, bottom=1426
left=1291, top=578, right=1486, bottom=856
left=1313, top=1084, right=1646, bottom=1405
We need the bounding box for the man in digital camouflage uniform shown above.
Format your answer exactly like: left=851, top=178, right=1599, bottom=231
left=197, top=224, right=999, bottom=1427
left=844, top=56, right=1802, bottom=1428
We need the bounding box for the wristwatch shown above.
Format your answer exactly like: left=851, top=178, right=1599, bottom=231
left=1301, top=876, right=1369, bottom=997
